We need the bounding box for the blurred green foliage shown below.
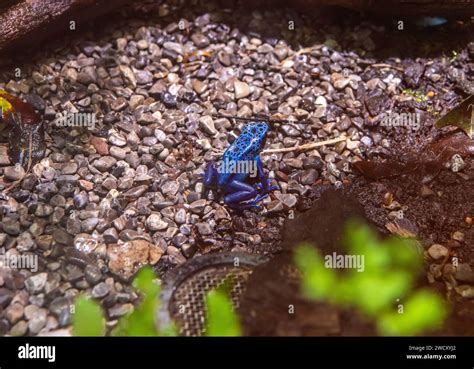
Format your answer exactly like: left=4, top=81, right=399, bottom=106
left=112, top=267, right=176, bottom=336
left=205, top=288, right=242, bottom=337
left=75, top=220, right=445, bottom=337
left=73, top=266, right=241, bottom=337
left=72, top=295, right=104, bottom=336
left=294, top=220, right=448, bottom=336
left=379, top=290, right=447, bottom=336
left=73, top=267, right=176, bottom=336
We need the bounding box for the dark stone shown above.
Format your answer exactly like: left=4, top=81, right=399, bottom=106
left=25, top=94, right=46, bottom=111
left=365, top=89, right=388, bottom=116
left=0, top=288, right=14, bottom=308
left=53, top=228, right=72, bottom=245
left=73, top=192, right=89, bottom=209
left=162, top=92, right=177, bottom=108
left=404, top=63, right=424, bottom=88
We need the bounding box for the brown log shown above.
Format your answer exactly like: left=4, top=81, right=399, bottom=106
left=316, top=0, right=474, bottom=16
left=0, top=0, right=130, bottom=55
left=0, top=0, right=473, bottom=58
left=245, top=0, right=474, bottom=16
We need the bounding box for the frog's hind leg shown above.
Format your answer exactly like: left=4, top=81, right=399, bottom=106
left=227, top=193, right=269, bottom=210
left=223, top=180, right=263, bottom=210
left=255, top=156, right=279, bottom=193
left=224, top=180, right=257, bottom=202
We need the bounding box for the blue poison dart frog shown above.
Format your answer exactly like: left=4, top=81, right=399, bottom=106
left=203, top=122, right=278, bottom=210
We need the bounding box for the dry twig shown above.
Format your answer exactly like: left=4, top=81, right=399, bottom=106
left=370, top=63, right=405, bottom=73
left=210, top=136, right=347, bottom=156
left=262, top=136, right=347, bottom=154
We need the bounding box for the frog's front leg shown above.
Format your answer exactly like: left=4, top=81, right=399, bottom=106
left=203, top=161, right=218, bottom=188
left=255, top=156, right=279, bottom=193
left=223, top=179, right=267, bottom=210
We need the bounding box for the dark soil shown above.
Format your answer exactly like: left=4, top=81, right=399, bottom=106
left=233, top=10, right=474, bottom=337
left=351, top=141, right=474, bottom=336
left=239, top=129, right=474, bottom=335
left=238, top=189, right=378, bottom=336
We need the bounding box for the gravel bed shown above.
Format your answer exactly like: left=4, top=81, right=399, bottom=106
left=0, top=1, right=473, bottom=336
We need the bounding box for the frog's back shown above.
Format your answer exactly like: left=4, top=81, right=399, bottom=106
left=219, top=122, right=268, bottom=185
left=224, top=122, right=267, bottom=159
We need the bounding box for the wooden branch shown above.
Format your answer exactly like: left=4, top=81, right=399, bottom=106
left=246, top=0, right=474, bottom=16
left=0, top=0, right=130, bottom=55
left=371, top=63, right=405, bottom=73
left=262, top=136, right=347, bottom=154
left=210, top=136, right=348, bottom=157
left=1, top=0, right=473, bottom=58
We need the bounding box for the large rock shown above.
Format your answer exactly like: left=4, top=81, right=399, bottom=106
left=107, top=240, right=164, bottom=280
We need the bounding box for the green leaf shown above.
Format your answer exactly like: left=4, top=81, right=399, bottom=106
left=73, top=267, right=177, bottom=337
left=205, top=289, right=241, bottom=337
left=385, top=237, right=422, bottom=272
left=0, top=96, right=13, bottom=118
left=293, top=221, right=447, bottom=336
left=344, top=220, right=377, bottom=253
left=113, top=267, right=162, bottom=336
left=73, top=296, right=105, bottom=336
left=0, top=90, right=40, bottom=125
left=378, top=290, right=448, bottom=336
left=435, top=95, right=474, bottom=138
left=350, top=272, right=412, bottom=316
left=294, top=244, right=337, bottom=300
left=133, top=266, right=160, bottom=296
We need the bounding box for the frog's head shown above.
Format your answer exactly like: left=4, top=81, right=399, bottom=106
left=242, top=122, right=268, bottom=136
left=241, top=121, right=269, bottom=149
